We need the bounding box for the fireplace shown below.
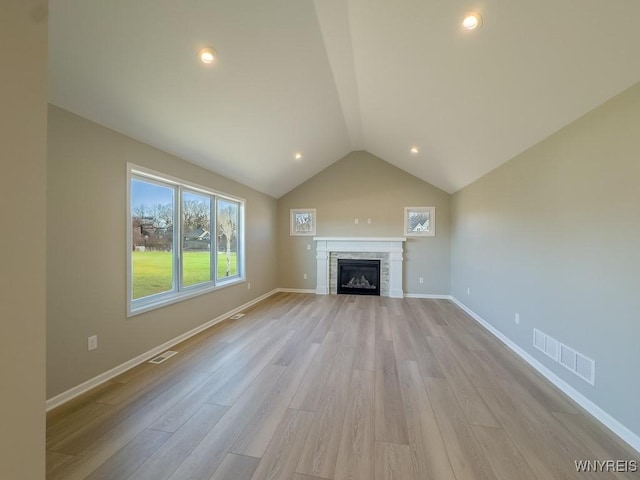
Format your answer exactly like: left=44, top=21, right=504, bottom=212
left=314, top=237, right=406, bottom=298
left=337, top=259, right=380, bottom=296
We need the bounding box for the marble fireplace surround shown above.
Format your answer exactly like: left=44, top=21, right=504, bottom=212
left=314, top=237, right=406, bottom=298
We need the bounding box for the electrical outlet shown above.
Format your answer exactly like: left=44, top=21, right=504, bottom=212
left=247, top=282, right=251, bottom=290
left=467, top=287, right=470, bottom=295
left=88, top=335, right=98, bottom=351
left=307, top=244, right=311, bottom=250
left=303, top=273, right=307, bottom=279
left=419, top=277, right=424, bottom=284
left=367, top=218, right=372, bottom=224
left=515, top=313, right=520, bottom=324
left=354, top=218, right=359, bottom=224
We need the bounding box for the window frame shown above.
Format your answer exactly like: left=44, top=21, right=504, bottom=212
left=127, top=164, right=245, bottom=317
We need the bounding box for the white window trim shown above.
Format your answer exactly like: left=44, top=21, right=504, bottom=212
left=126, top=163, right=246, bottom=317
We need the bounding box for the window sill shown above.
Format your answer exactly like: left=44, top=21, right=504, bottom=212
left=127, top=276, right=245, bottom=317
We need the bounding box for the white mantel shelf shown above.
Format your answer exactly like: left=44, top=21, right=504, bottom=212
left=313, top=237, right=407, bottom=242
left=314, top=237, right=406, bottom=298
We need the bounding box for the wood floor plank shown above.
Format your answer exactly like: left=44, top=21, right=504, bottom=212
left=128, top=403, right=228, bottom=480
left=209, top=453, right=260, bottom=480
left=374, top=340, right=409, bottom=444
left=402, top=305, right=444, bottom=378
left=353, top=303, right=376, bottom=371
left=436, top=321, right=487, bottom=352
left=292, top=475, right=326, bottom=480
left=47, top=401, right=116, bottom=450
left=341, top=298, right=366, bottom=348
left=93, top=345, right=219, bottom=407
left=46, top=450, right=75, bottom=477
left=442, top=335, right=502, bottom=390
left=553, top=411, right=640, bottom=479
left=472, top=425, right=540, bottom=480
left=295, top=345, right=356, bottom=478
left=151, top=335, right=276, bottom=432
left=48, top=371, right=210, bottom=480
left=111, top=321, right=230, bottom=385
left=482, top=345, right=580, bottom=415
left=427, top=336, right=499, bottom=428
left=149, top=332, right=288, bottom=433
left=406, top=298, right=443, bottom=336
left=396, top=360, right=456, bottom=480
left=47, top=381, right=117, bottom=429
left=147, top=352, right=239, bottom=433
left=251, top=409, right=314, bottom=480
left=48, top=370, right=208, bottom=453
left=375, top=305, right=392, bottom=342
left=308, top=295, right=347, bottom=343
left=407, top=329, right=444, bottom=379
left=375, top=442, right=415, bottom=480
left=208, top=330, right=295, bottom=406
left=424, top=377, right=498, bottom=480
left=84, top=428, right=171, bottom=480
left=167, top=365, right=285, bottom=480
left=499, top=376, right=598, bottom=465
left=389, top=313, right=417, bottom=362
left=289, top=331, right=342, bottom=411
left=272, top=311, right=320, bottom=366
left=231, top=343, right=320, bottom=457
left=477, top=386, right=597, bottom=480
left=334, top=369, right=375, bottom=480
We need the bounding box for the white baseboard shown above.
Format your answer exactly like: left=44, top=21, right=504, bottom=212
left=404, top=293, right=452, bottom=299
left=450, top=296, right=640, bottom=454
left=46, top=289, right=279, bottom=411
left=277, top=288, right=316, bottom=294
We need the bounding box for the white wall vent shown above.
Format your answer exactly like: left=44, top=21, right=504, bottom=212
left=545, top=336, right=559, bottom=361
left=559, top=344, right=577, bottom=370
left=533, top=329, right=559, bottom=361
left=575, top=353, right=595, bottom=385
left=148, top=350, right=178, bottom=364
left=533, top=329, right=546, bottom=352
left=533, top=329, right=594, bottom=385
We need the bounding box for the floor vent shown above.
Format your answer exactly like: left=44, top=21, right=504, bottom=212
left=533, top=329, right=595, bottom=385
left=148, top=350, right=178, bottom=364
left=229, top=313, right=245, bottom=320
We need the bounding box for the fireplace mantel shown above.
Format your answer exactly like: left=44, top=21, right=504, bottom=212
left=314, top=237, right=406, bottom=298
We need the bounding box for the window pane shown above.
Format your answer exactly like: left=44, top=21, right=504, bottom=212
left=182, top=191, right=212, bottom=287
left=217, top=199, right=239, bottom=280
left=131, top=179, right=174, bottom=299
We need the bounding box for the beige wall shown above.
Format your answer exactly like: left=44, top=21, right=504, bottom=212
left=451, top=81, right=640, bottom=438
left=0, top=1, right=47, bottom=478
left=277, top=151, right=451, bottom=295
left=47, top=106, right=278, bottom=398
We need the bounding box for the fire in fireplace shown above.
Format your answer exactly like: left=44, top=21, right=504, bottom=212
left=337, top=259, right=381, bottom=296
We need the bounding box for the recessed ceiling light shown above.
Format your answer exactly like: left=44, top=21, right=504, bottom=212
left=198, top=47, right=217, bottom=64
left=462, top=12, right=482, bottom=30
left=294, top=152, right=303, bottom=160
left=410, top=147, right=419, bottom=155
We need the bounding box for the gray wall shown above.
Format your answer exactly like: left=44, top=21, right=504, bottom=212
left=277, top=151, right=451, bottom=295
left=0, top=2, right=47, bottom=478
left=47, top=106, right=279, bottom=398
left=451, top=81, right=640, bottom=437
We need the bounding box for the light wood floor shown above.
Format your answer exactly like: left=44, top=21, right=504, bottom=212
left=47, top=293, right=638, bottom=480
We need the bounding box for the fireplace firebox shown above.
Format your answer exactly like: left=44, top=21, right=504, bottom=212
left=337, top=259, right=380, bottom=296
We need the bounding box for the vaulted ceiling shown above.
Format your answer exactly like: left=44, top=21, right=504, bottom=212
left=49, top=0, right=640, bottom=198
